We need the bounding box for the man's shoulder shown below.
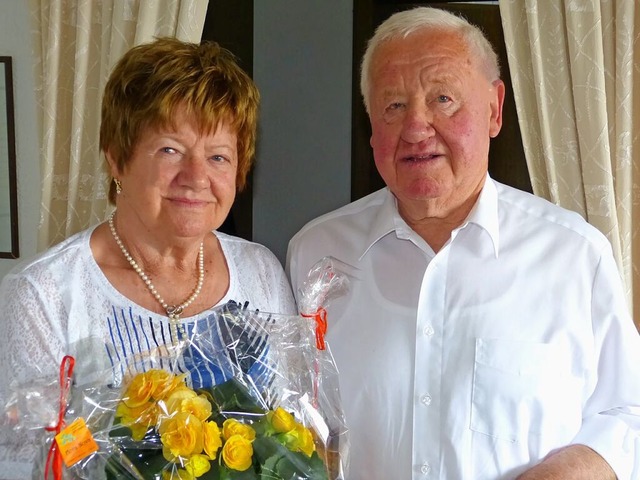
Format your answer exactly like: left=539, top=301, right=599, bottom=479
left=495, top=181, right=609, bottom=248
left=291, top=188, right=388, bottom=241
left=287, top=188, right=389, bottom=285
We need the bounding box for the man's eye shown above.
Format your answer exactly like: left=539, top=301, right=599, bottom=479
left=387, top=102, right=405, bottom=110
left=436, top=95, right=451, bottom=103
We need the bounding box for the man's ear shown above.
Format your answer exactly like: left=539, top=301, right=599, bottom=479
left=489, top=79, right=505, bottom=138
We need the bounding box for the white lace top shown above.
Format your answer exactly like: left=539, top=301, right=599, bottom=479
left=0, top=225, right=296, bottom=479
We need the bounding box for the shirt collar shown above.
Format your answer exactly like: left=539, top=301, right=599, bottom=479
left=358, top=188, right=399, bottom=260
left=358, top=176, right=500, bottom=259
left=463, top=175, right=500, bottom=258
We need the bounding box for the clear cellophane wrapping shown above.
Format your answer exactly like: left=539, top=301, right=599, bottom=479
left=5, top=257, right=350, bottom=480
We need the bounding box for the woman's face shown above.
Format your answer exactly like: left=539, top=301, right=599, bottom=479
left=109, top=107, right=238, bottom=240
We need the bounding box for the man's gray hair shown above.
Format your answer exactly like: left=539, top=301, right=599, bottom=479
left=360, top=7, right=501, bottom=114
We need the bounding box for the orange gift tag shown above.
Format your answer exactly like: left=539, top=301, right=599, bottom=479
left=54, top=417, right=99, bottom=467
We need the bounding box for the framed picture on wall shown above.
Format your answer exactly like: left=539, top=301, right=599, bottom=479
left=0, top=56, right=19, bottom=259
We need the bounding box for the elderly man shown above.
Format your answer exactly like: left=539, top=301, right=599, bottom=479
left=287, top=6, right=640, bottom=480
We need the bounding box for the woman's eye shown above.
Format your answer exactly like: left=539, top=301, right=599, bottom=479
left=211, top=154, right=227, bottom=163
left=436, top=95, right=452, bottom=103
left=161, top=147, right=177, bottom=154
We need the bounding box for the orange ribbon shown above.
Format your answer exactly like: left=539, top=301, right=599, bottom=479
left=302, top=307, right=327, bottom=350
left=44, top=355, right=75, bottom=480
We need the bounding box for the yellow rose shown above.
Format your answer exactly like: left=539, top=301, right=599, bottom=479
left=285, top=424, right=316, bottom=457
left=116, top=400, right=149, bottom=424
left=222, top=419, right=256, bottom=442
left=269, top=407, right=296, bottom=433
left=122, top=370, right=184, bottom=408
left=116, top=402, right=159, bottom=441
left=221, top=434, right=253, bottom=471
left=146, top=369, right=185, bottom=400
left=122, top=372, right=154, bottom=408
left=203, top=421, right=222, bottom=460
left=165, top=391, right=212, bottom=422
left=163, top=386, right=197, bottom=415
left=295, top=424, right=316, bottom=457
left=159, top=412, right=204, bottom=461
left=186, top=453, right=211, bottom=477
left=162, top=467, right=194, bottom=480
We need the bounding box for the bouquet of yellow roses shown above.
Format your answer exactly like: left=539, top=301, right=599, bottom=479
left=107, top=367, right=326, bottom=479
left=4, top=257, right=349, bottom=480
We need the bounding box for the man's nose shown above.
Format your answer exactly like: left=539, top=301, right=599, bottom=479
left=400, top=106, right=434, bottom=143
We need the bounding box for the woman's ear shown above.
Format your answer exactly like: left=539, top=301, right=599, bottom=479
left=105, top=149, right=120, bottom=177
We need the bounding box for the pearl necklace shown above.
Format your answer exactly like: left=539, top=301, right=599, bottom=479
left=108, top=211, right=205, bottom=344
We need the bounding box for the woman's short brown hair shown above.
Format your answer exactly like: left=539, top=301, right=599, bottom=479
left=101, top=37, right=259, bottom=204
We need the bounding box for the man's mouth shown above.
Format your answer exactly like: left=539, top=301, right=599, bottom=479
left=403, top=153, right=441, bottom=162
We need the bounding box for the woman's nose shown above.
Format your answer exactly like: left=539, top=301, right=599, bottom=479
left=179, top=155, right=209, bottom=189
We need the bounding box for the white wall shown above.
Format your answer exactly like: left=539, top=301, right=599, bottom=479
left=0, top=1, right=41, bottom=279
left=253, top=1, right=353, bottom=263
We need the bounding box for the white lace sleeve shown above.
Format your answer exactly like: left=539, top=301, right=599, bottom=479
left=0, top=270, right=68, bottom=479
left=219, top=233, right=297, bottom=315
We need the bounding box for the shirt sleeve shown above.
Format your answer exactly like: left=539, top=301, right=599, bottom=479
left=231, top=238, right=297, bottom=316
left=257, top=245, right=297, bottom=316
left=0, top=270, right=67, bottom=479
left=571, top=247, right=640, bottom=479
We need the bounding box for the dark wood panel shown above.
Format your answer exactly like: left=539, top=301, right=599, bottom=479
left=201, top=0, right=254, bottom=241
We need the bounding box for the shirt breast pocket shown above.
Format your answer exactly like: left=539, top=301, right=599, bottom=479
left=470, top=338, right=582, bottom=443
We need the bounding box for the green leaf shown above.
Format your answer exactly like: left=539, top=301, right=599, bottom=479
left=109, top=423, right=156, bottom=443
left=201, top=378, right=267, bottom=419
left=260, top=456, right=285, bottom=480
left=108, top=423, right=132, bottom=438
left=104, top=455, right=144, bottom=480
left=305, top=452, right=330, bottom=480
left=198, top=461, right=226, bottom=480
left=222, top=463, right=260, bottom=480
left=252, top=437, right=328, bottom=480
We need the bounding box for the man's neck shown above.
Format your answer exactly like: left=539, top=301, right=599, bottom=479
left=397, top=191, right=481, bottom=253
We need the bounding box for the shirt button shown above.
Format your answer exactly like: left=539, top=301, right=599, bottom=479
left=420, top=394, right=432, bottom=406
left=421, top=462, right=431, bottom=475
left=423, top=324, right=434, bottom=337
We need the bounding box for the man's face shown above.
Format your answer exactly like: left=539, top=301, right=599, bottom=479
left=367, top=29, right=504, bottom=223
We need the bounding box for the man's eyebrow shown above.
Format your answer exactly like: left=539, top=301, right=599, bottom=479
left=420, top=72, right=463, bottom=88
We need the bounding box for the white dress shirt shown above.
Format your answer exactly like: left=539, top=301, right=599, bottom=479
left=287, top=177, right=640, bottom=480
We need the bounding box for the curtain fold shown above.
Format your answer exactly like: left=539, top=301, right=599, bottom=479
left=500, top=0, right=640, bottom=327
left=29, top=0, right=209, bottom=250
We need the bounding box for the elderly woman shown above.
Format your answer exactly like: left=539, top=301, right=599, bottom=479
left=0, top=37, right=295, bottom=478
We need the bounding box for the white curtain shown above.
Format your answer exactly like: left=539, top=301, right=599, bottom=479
left=500, top=0, right=640, bottom=328
left=29, top=0, right=210, bottom=249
